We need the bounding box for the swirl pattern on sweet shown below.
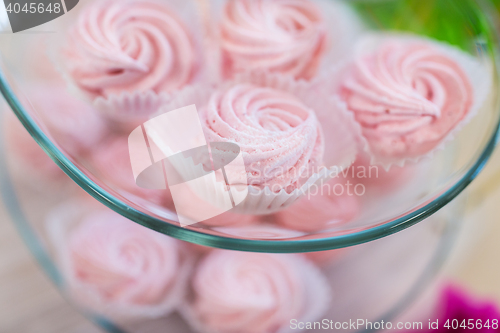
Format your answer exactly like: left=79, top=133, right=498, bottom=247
left=63, top=0, right=198, bottom=97
left=340, top=39, right=473, bottom=160
left=220, top=0, right=327, bottom=80
left=67, top=211, right=186, bottom=312
left=201, top=84, right=324, bottom=192
left=187, top=251, right=327, bottom=333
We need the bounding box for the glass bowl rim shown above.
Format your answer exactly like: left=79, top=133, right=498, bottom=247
left=1, top=5, right=500, bottom=252
left=2, top=71, right=498, bottom=253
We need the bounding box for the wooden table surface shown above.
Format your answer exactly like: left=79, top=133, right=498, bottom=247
left=0, top=204, right=103, bottom=333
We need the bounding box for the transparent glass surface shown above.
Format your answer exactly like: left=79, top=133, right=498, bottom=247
left=0, top=0, right=499, bottom=252
left=0, top=105, right=464, bottom=331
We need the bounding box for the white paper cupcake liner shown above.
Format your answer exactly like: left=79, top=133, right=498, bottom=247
left=237, top=167, right=334, bottom=215
left=179, top=253, right=331, bottom=333
left=45, top=200, right=194, bottom=322
left=153, top=71, right=360, bottom=215
left=93, top=90, right=172, bottom=132
left=338, top=33, right=493, bottom=170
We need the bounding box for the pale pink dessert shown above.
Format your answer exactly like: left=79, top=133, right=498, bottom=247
left=63, top=0, right=198, bottom=98
left=4, top=112, right=64, bottom=180
left=62, top=209, right=192, bottom=320
left=220, top=0, right=327, bottom=80
left=274, top=178, right=360, bottom=232
left=303, top=249, right=347, bottom=266
left=340, top=38, right=474, bottom=165
left=183, top=250, right=330, bottom=333
left=199, top=211, right=257, bottom=227
left=201, top=84, right=324, bottom=193
left=27, top=85, right=106, bottom=155
left=90, top=136, right=172, bottom=206
left=346, top=153, right=416, bottom=194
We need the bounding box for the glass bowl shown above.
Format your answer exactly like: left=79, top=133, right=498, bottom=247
left=0, top=109, right=465, bottom=331
left=0, top=0, right=499, bottom=252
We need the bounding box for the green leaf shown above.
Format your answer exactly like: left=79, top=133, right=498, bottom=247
left=349, top=0, right=492, bottom=52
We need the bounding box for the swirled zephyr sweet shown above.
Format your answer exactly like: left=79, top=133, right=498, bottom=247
left=63, top=0, right=198, bottom=97
left=201, top=84, right=324, bottom=193
left=64, top=210, right=191, bottom=319
left=340, top=38, right=474, bottom=163
left=220, top=0, right=328, bottom=80
left=184, top=250, right=330, bottom=333
left=28, top=85, right=106, bottom=155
